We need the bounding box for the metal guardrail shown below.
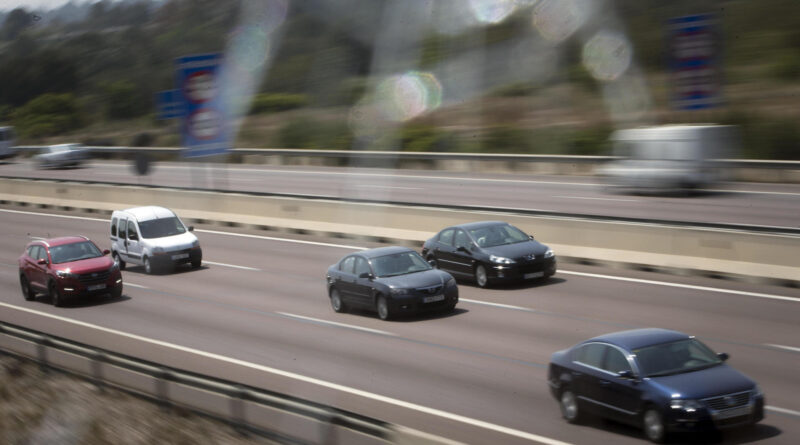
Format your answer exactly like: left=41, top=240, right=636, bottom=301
left=14, top=145, right=800, bottom=169
left=0, top=320, right=436, bottom=444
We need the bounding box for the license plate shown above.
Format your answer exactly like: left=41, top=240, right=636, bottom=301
left=524, top=271, right=544, bottom=279
left=171, top=253, right=189, bottom=260
left=714, top=405, right=752, bottom=420
left=423, top=294, right=445, bottom=303
left=87, top=284, right=106, bottom=291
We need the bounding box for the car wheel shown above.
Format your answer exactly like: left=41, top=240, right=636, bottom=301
left=111, top=284, right=123, bottom=300
left=474, top=264, right=489, bottom=288
left=329, top=288, right=347, bottom=313
left=560, top=389, right=582, bottom=424
left=112, top=252, right=126, bottom=270
left=191, top=258, right=202, bottom=269
left=376, top=295, right=392, bottom=321
left=144, top=256, right=154, bottom=274
left=20, top=275, right=34, bottom=301
left=643, top=407, right=666, bottom=443
left=49, top=281, right=63, bottom=307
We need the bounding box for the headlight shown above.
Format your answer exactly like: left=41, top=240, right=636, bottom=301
left=109, top=262, right=119, bottom=272
left=390, top=288, right=411, bottom=296
left=544, top=249, right=555, bottom=258
left=56, top=270, right=78, bottom=279
left=753, top=385, right=764, bottom=398
left=191, top=240, right=199, bottom=248
left=490, top=255, right=515, bottom=264
left=152, top=246, right=165, bottom=254
left=670, top=399, right=702, bottom=412
left=446, top=277, right=456, bottom=287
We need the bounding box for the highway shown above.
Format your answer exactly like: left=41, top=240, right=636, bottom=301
left=1, top=205, right=798, bottom=444
left=1, top=159, right=800, bottom=228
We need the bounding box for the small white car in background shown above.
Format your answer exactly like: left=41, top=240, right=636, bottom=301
left=34, top=143, right=90, bottom=168
left=110, top=206, right=202, bottom=274
left=0, top=126, right=17, bottom=160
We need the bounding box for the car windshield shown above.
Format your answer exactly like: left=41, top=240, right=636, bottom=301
left=633, top=338, right=723, bottom=377
left=371, top=251, right=432, bottom=278
left=469, top=224, right=529, bottom=248
left=138, top=217, right=186, bottom=239
left=49, top=241, right=102, bottom=264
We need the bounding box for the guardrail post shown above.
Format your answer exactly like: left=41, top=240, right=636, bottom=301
left=229, top=384, right=250, bottom=436
left=91, top=351, right=106, bottom=393
left=156, top=367, right=172, bottom=410
left=36, top=335, right=50, bottom=373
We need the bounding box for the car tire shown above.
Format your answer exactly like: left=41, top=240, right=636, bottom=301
left=20, top=275, right=34, bottom=301
left=49, top=281, right=63, bottom=307
left=112, top=252, right=126, bottom=270
left=474, top=264, right=489, bottom=288
left=643, top=407, right=666, bottom=443
left=191, top=258, right=202, bottom=269
left=560, top=389, right=582, bottom=424
left=329, top=288, right=347, bottom=313
left=111, top=285, right=123, bottom=300
left=376, top=295, right=392, bottom=321
left=144, top=256, right=154, bottom=274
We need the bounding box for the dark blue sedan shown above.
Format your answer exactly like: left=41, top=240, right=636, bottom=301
left=326, top=246, right=458, bottom=320
left=548, top=328, right=764, bottom=442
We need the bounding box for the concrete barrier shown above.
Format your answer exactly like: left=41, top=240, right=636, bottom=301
left=1, top=177, right=798, bottom=286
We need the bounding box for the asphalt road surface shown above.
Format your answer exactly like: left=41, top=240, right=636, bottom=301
left=1, top=159, right=800, bottom=229
left=1, top=206, right=798, bottom=444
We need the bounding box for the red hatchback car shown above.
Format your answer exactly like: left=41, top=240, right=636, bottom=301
left=19, top=236, right=123, bottom=306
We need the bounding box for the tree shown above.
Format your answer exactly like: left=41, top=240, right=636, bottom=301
left=0, top=8, right=33, bottom=41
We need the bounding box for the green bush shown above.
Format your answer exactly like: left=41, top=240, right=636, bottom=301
left=249, top=93, right=309, bottom=114
left=721, top=111, right=800, bottom=159
left=104, top=81, right=148, bottom=120
left=276, top=118, right=352, bottom=149
left=482, top=125, right=533, bottom=154
left=769, top=53, right=800, bottom=81
left=12, top=93, right=82, bottom=138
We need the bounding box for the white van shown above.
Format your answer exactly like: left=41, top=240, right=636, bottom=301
left=600, top=125, right=738, bottom=192
left=0, top=126, right=18, bottom=160
left=110, top=206, right=202, bottom=274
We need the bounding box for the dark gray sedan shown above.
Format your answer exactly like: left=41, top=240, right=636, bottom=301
left=326, top=246, right=458, bottom=320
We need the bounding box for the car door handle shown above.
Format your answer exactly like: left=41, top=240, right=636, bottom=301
left=571, top=371, right=582, bottom=377
left=600, top=380, right=611, bottom=386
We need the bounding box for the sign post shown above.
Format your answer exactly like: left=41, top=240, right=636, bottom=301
left=668, top=14, right=721, bottom=110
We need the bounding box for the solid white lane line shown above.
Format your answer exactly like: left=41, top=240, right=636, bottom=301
left=766, top=406, right=800, bottom=417
left=559, top=270, right=800, bottom=303
left=125, top=282, right=148, bottom=289
left=196, top=229, right=366, bottom=250
left=0, top=208, right=107, bottom=222
left=203, top=261, right=260, bottom=271
left=552, top=195, right=639, bottom=202
left=0, top=302, right=570, bottom=445
left=459, top=298, right=534, bottom=312
left=355, top=185, right=423, bottom=190
left=765, top=344, right=800, bottom=353
left=277, top=312, right=395, bottom=336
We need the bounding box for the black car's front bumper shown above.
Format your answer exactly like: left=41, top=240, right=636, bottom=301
left=388, top=286, right=459, bottom=315
left=665, top=395, right=764, bottom=433
left=489, top=257, right=556, bottom=282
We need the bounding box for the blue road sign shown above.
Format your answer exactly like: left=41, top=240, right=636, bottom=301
left=175, top=53, right=229, bottom=158
left=669, top=14, right=721, bottom=110
left=155, top=89, right=183, bottom=120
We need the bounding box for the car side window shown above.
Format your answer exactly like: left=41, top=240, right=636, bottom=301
left=438, top=229, right=454, bottom=246
left=354, top=257, right=371, bottom=277
left=127, top=221, right=138, bottom=240
left=454, top=230, right=472, bottom=249
left=27, top=245, right=37, bottom=257
left=574, top=343, right=606, bottom=369
left=35, top=246, right=48, bottom=262
left=340, top=256, right=355, bottom=274
left=603, top=347, right=632, bottom=374
left=111, top=217, right=118, bottom=236
left=119, top=219, right=128, bottom=239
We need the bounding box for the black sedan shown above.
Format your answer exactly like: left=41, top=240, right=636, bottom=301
left=326, top=246, right=458, bottom=320
left=548, top=328, right=764, bottom=443
left=421, top=221, right=556, bottom=288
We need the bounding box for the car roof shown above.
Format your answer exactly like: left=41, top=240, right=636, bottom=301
left=118, top=206, right=176, bottom=222
left=355, top=246, right=414, bottom=259
left=584, top=328, right=690, bottom=351
left=450, top=221, right=509, bottom=230
left=34, top=236, right=90, bottom=247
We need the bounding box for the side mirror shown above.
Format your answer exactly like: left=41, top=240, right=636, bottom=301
left=37, top=258, right=47, bottom=265
left=529, top=235, right=535, bottom=240
left=103, top=249, right=110, bottom=255
left=358, top=272, right=373, bottom=280
left=188, top=226, right=194, bottom=232
left=617, top=370, right=635, bottom=379
left=717, top=352, right=729, bottom=361
left=129, top=233, right=138, bottom=241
